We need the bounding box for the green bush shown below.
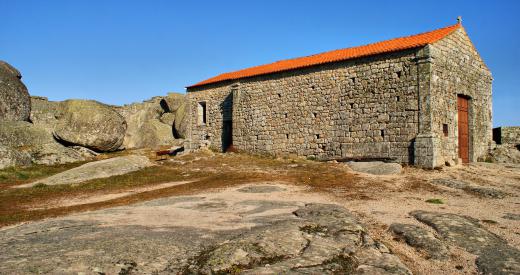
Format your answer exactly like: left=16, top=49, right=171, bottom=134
left=425, top=198, right=444, bottom=204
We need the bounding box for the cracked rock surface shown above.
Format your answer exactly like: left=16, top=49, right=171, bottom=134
left=181, top=203, right=410, bottom=274
left=430, top=178, right=509, bottom=198
left=411, top=210, right=520, bottom=274
left=0, top=196, right=410, bottom=274
left=389, top=223, right=449, bottom=260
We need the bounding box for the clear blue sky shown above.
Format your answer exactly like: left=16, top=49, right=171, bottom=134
left=2, top=0, right=519, bottom=126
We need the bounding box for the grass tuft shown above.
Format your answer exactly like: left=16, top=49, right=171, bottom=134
left=32, top=183, right=48, bottom=189
left=425, top=198, right=444, bottom=204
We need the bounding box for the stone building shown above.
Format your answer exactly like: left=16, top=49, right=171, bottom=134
left=185, top=22, right=492, bottom=168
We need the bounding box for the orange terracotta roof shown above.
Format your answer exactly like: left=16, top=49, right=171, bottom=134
left=188, top=23, right=461, bottom=88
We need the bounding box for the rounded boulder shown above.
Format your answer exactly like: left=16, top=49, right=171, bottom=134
left=54, top=100, right=127, bottom=152
left=0, top=61, right=31, bottom=121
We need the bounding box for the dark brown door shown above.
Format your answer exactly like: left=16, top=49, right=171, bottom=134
left=457, top=96, right=470, bottom=163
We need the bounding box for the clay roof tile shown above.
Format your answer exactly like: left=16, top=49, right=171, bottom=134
left=188, top=23, right=461, bottom=88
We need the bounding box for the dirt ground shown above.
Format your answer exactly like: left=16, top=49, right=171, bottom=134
left=0, top=151, right=519, bottom=274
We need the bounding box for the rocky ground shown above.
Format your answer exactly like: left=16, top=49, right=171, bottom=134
left=0, top=151, right=519, bottom=274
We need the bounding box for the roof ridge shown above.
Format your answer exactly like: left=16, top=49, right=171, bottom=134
left=188, top=23, right=461, bottom=88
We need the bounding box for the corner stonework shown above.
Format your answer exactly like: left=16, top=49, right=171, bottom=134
left=414, top=133, right=442, bottom=168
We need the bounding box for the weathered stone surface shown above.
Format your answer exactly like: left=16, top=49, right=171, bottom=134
left=0, top=145, right=32, bottom=169
left=347, top=161, right=402, bottom=175
left=16, top=155, right=153, bottom=188
left=114, top=97, right=165, bottom=149
left=0, top=121, right=92, bottom=168
left=487, top=144, right=520, bottom=164
left=431, top=178, right=508, bottom=198
left=183, top=203, right=410, bottom=274
left=0, top=200, right=410, bottom=274
left=0, top=121, right=55, bottom=147
left=114, top=95, right=187, bottom=149
left=237, top=185, right=286, bottom=193
left=0, top=61, right=31, bottom=121
left=411, top=211, right=520, bottom=274
left=139, top=119, right=182, bottom=149
left=54, top=100, right=127, bottom=152
left=389, top=223, right=448, bottom=259
left=503, top=213, right=520, bottom=221
left=161, top=92, right=185, bottom=113
left=411, top=211, right=504, bottom=254
left=159, top=112, right=175, bottom=126
left=29, top=96, right=61, bottom=132
left=174, top=100, right=188, bottom=138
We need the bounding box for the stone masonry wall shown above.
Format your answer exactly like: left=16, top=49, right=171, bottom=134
left=187, top=28, right=492, bottom=166
left=430, top=27, right=493, bottom=163
left=493, top=127, right=520, bottom=146
left=186, top=85, right=232, bottom=151
left=188, top=49, right=422, bottom=163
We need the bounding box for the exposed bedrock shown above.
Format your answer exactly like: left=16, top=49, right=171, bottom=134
left=0, top=61, right=31, bottom=121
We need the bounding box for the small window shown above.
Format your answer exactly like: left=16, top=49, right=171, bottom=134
left=284, top=113, right=288, bottom=118
left=443, top=124, right=449, bottom=137
left=315, top=134, right=320, bottom=139
left=396, top=71, right=402, bottom=78
left=396, top=96, right=400, bottom=102
left=286, top=134, right=289, bottom=139
left=278, top=93, right=282, bottom=98
left=380, top=130, right=385, bottom=138
left=198, top=101, right=207, bottom=125
left=351, top=77, right=356, bottom=83
left=311, top=85, right=316, bottom=90
left=312, top=112, right=318, bottom=118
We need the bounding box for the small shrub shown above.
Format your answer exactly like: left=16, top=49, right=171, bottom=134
left=425, top=198, right=444, bottom=204
left=306, top=155, right=317, bottom=161
left=16, top=172, right=30, bottom=180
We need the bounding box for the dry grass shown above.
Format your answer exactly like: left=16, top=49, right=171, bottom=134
left=0, top=150, right=431, bottom=228
left=0, top=162, right=87, bottom=190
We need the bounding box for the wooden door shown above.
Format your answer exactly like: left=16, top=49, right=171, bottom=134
left=457, top=96, right=470, bottom=163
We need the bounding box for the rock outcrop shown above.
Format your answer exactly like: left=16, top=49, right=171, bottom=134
left=173, top=100, right=188, bottom=138
left=0, top=61, right=31, bottom=121
left=389, top=223, right=448, bottom=260
left=0, top=61, right=188, bottom=168
left=115, top=93, right=186, bottom=149
left=0, top=121, right=95, bottom=169
left=411, top=211, right=520, bottom=274
left=17, top=155, right=153, bottom=188
left=54, top=100, right=127, bottom=152
left=487, top=144, right=520, bottom=164
left=431, top=178, right=508, bottom=198
left=346, top=161, right=402, bottom=175
left=29, top=96, right=61, bottom=132
left=0, top=198, right=411, bottom=274
left=159, top=112, right=175, bottom=126
left=183, top=203, right=411, bottom=274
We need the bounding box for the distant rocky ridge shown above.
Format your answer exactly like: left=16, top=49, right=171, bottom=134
left=0, top=61, right=187, bottom=169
